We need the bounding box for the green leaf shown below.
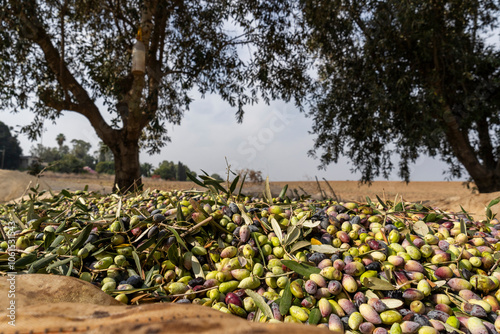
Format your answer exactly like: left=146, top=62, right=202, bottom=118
left=136, top=238, right=156, bottom=252
left=132, top=251, right=143, bottom=278
left=284, top=225, right=301, bottom=247
left=191, top=255, right=205, bottom=279
left=459, top=219, right=466, bottom=235
left=376, top=195, right=388, bottom=209
left=186, top=173, right=206, bottom=188
left=281, top=260, right=321, bottom=278
left=44, top=231, right=55, bottom=250
left=61, top=189, right=73, bottom=198
left=71, top=223, right=93, bottom=250
left=48, top=235, right=64, bottom=251
left=362, top=277, right=395, bottom=291
left=245, top=289, right=273, bottom=319
left=46, top=256, right=78, bottom=271
left=279, top=279, right=292, bottom=316
left=165, top=226, right=189, bottom=251
left=167, top=244, right=180, bottom=266
left=308, top=308, right=321, bottom=325
left=15, top=253, right=38, bottom=268
left=144, top=266, right=157, bottom=287
left=487, top=197, right=500, bottom=209
left=265, top=176, right=273, bottom=205
left=176, top=202, right=186, bottom=222
left=459, top=206, right=473, bottom=223
left=237, top=173, right=247, bottom=199
left=29, top=254, right=58, bottom=272
left=190, top=199, right=210, bottom=217
left=289, top=240, right=311, bottom=254
left=278, top=184, right=288, bottom=200
left=237, top=204, right=253, bottom=225
left=394, top=202, right=403, bottom=212
left=10, top=212, right=26, bottom=230
left=271, top=218, right=282, bottom=244
left=66, top=259, right=74, bottom=276
left=405, top=234, right=417, bottom=248
left=27, top=201, right=38, bottom=222
left=229, top=175, right=240, bottom=195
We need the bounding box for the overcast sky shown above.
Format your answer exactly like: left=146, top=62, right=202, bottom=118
left=2, top=91, right=458, bottom=182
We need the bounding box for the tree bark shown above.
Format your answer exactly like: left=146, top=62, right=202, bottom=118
left=109, top=136, right=142, bottom=192
left=441, top=106, right=500, bottom=193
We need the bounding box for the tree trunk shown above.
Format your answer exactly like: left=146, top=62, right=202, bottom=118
left=110, top=138, right=142, bottom=192
left=441, top=106, right=500, bottom=193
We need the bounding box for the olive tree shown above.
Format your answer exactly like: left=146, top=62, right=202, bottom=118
left=0, top=1, right=310, bottom=191
left=302, top=0, right=500, bottom=193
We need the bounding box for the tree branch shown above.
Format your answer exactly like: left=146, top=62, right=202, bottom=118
left=15, top=5, right=116, bottom=144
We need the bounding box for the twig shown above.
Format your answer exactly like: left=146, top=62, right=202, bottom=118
left=180, top=216, right=213, bottom=238
left=315, top=176, right=327, bottom=200
left=322, top=178, right=339, bottom=202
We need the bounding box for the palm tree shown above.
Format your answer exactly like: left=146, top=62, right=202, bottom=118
left=56, top=133, right=66, bottom=151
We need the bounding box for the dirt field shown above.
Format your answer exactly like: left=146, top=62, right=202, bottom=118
left=1, top=169, right=499, bottom=218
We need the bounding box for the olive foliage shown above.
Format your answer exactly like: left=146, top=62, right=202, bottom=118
left=303, top=0, right=500, bottom=192
left=0, top=1, right=311, bottom=191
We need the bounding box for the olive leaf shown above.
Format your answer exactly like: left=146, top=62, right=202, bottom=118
left=27, top=201, right=39, bottom=221
left=191, top=255, right=205, bottom=279
left=265, top=176, right=273, bottom=205
left=412, top=221, right=429, bottom=237
left=281, top=260, right=320, bottom=278
left=271, top=218, right=283, bottom=244
left=10, top=212, right=27, bottom=230
left=245, top=289, right=273, bottom=319
left=289, top=240, right=311, bottom=254
left=15, top=253, right=38, bottom=268
left=132, top=251, right=143, bottom=278
left=66, top=260, right=74, bottom=276
left=71, top=224, right=93, bottom=250
left=308, top=308, right=321, bottom=325
left=144, top=266, right=157, bottom=287
left=310, top=244, right=342, bottom=254
left=229, top=174, right=240, bottom=195
left=278, top=184, right=288, bottom=200
left=48, top=235, right=65, bottom=251
left=362, top=277, right=395, bottom=291
left=284, top=225, right=300, bottom=247
left=459, top=219, right=466, bottom=235
left=136, top=238, right=156, bottom=252
left=302, top=220, right=321, bottom=228
left=237, top=204, right=253, bottom=225
left=29, top=254, right=58, bottom=273
left=437, top=321, right=466, bottom=334
left=279, top=279, right=292, bottom=316
left=46, top=256, right=78, bottom=271
left=165, top=226, right=189, bottom=251
left=379, top=299, right=403, bottom=309
left=433, top=280, right=447, bottom=289
left=365, top=290, right=379, bottom=299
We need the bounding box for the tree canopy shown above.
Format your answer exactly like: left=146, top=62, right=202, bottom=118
left=303, top=0, right=500, bottom=192
left=1, top=0, right=311, bottom=191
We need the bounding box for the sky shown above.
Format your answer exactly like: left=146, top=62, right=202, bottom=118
left=1, top=92, right=458, bottom=182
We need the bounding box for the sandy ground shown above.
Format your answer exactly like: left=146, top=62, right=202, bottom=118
left=1, top=169, right=499, bottom=218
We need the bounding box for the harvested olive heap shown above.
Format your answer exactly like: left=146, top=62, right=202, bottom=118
left=1, top=184, right=500, bottom=334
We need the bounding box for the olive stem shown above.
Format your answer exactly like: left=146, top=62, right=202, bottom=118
left=180, top=216, right=213, bottom=238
